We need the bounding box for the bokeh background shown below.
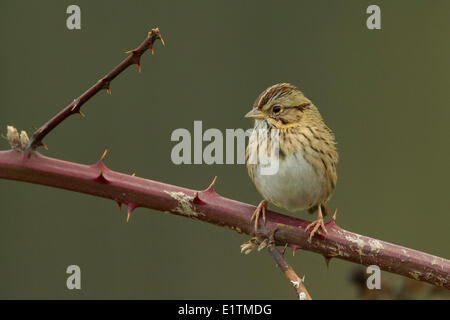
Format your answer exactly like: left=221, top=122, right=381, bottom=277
left=1, top=0, right=449, bottom=299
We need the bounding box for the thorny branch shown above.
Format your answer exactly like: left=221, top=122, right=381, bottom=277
left=1, top=149, right=449, bottom=291
left=25, top=28, right=164, bottom=153
left=5, top=27, right=306, bottom=298
left=1, top=29, right=449, bottom=298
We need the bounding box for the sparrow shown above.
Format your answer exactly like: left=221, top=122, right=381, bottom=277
left=245, top=83, right=338, bottom=241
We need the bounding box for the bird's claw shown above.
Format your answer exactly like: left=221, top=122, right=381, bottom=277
left=250, top=200, right=268, bottom=234
left=305, top=218, right=328, bottom=242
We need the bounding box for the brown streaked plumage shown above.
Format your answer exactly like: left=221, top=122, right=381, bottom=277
left=245, top=83, right=338, bottom=241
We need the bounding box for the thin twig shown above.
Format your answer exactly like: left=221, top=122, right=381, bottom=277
left=25, top=28, right=164, bottom=153
left=268, top=248, right=311, bottom=300
left=239, top=225, right=311, bottom=299
left=267, top=230, right=311, bottom=300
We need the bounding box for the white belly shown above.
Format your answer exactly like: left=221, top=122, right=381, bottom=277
left=253, top=152, right=325, bottom=211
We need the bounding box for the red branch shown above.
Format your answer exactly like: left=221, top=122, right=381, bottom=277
left=25, top=28, right=164, bottom=152
left=0, top=149, right=449, bottom=289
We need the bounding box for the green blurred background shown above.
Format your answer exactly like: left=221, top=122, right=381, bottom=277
left=0, top=0, right=449, bottom=299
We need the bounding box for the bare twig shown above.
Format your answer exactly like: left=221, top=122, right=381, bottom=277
left=267, top=231, right=311, bottom=300
left=0, top=149, right=449, bottom=289
left=268, top=248, right=311, bottom=300
left=25, top=28, right=164, bottom=153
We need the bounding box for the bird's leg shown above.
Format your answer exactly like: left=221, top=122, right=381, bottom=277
left=322, top=203, right=329, bottom=217
left=305, top=203, right=328, bottom=242
left=251, top=199, right=268, bottom=233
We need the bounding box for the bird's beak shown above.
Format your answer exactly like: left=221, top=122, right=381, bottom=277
left=245, top=108, right=266, bottom=119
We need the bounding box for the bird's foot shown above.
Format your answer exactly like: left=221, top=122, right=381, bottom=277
left=305, top=204, right=328, bottom=242
left=250, top=199, right=268, bottom=234
left=305, top=218, right=327, bottom=242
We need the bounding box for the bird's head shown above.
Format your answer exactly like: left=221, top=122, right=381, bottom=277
left=245, top=83, right=321, bottom=129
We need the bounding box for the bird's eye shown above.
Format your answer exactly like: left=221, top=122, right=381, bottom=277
left=272, top=106, right=281, bottom=113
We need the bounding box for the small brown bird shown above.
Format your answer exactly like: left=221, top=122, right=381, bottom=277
left=245, top=83, right=338, bottom=241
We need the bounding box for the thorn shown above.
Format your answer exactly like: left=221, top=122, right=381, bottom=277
left=151, top=46, right=154, bottom=55
left=324, top=256, right=332, bottom=270
left=290, top=244, right=301, bottom=256
left=92, top=149, right=109, bottom=170
left=39, top=128, right=44, bottom=134
left=325, top=208, right=339, bottom=229
left=205, top=176, right=218, bottom=193
left=79, top=110, right=86, bottom=117
left=192, top=191, right=205, bottom=205
left=100, top=149, right=108, bottom=162
left=125, top=50, right=135, bottom=54
left=332, top=209, right=338, bottom=221
left=41, top=142, right=48, bottom=150
left=136, top=56, right=142, bottom=73
left=106, top=87, right=111, bottom=95
left=126, top=203, right=138, bottom=223
left=115, top=200, right=122, bottom=210
left=131, top=173, right=136, bottom=177
left=94, top=169, right=110, bottom=184
left=159, top=36, right=165, bottom=46
left=71, top=104, right=77, bottom=112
